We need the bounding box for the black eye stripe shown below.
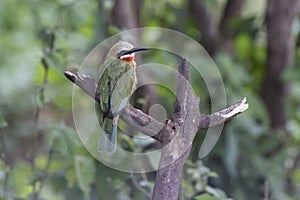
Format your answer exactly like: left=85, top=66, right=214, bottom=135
left=117, top=48, right=149, bottom=59
left=117, top=50, right=128, bottom=59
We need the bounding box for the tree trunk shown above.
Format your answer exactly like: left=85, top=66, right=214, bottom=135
left=188, top=0, right=218, bottom=56
left=261, top=0, right=300, bottom=129
left=219, top=0, right=245, bottom=52
left=111, top=0, right=137, bottom=29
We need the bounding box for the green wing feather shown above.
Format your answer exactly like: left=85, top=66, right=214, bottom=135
left=111, top=64, right=136, bottom=115
left=97, top=58, right=136, bottom=152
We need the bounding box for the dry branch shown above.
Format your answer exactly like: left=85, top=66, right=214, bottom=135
left=64, top=57, right=248, bottom=200
left=64, top=70, right=247, bottom=135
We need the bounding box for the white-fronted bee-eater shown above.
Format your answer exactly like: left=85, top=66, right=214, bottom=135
left=97, top=41, right=148, bottom=152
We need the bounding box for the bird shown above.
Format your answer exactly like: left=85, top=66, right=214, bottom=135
left=97, top=41, right=148, bottom=152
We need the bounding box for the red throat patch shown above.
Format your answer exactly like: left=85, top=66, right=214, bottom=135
left=121, top=56, right=135, bottom=62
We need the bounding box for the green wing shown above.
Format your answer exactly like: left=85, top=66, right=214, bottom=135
left=110, top=66, right=136, bottom=115
left=98, top=59, right=136, bottom=117
left=98, top=59, right=115, bottom=118
left=97, top=59, right=136, bottom=152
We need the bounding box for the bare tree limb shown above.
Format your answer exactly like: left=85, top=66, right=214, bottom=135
left=64, top=57, right=248, bottom=200
left=64, top=70, right=247, bottom=134
left=64, top=71, right=164, bottom=142
left=198, top=97, right=248, bottom=129
left=151, top=58, right=248, bottom=200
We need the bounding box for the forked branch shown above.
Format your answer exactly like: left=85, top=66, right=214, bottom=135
left=64, top=69, right=248, bottom=138
left=64, top=58, right=248, bottom=200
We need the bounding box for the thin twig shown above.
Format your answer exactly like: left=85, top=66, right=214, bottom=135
left=32, top=57, right=49, bottom=160
left=31, top=57, right=49, bottom=198
left=36, top=145, right=55, bottom=198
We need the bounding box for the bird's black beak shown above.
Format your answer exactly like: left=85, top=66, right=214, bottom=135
left=117, top=47, right=149, bottom=59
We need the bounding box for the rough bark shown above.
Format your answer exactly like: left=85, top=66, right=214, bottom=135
left=262, top=0, right=300, bottom=128
left=64, top=70, right=247, bottom=141
left=152, top=58, right=200, bottom=200
left=64, top=57, right=248, bottom=200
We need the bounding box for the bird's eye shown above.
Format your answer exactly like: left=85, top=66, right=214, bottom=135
left=117, top=47, right=148, bottom=59
left=117, top=50, right=127, bottom=59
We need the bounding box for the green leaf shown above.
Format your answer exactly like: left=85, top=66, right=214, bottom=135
left=234, top=33, right=252, bottom=61
left=75, top=155, right=95, bottom=200
left=66, top=167, right=76, bottom=187
left=205, top=185, right=228, bottom=199
left=9, top=162, right=32, bottom=198
left=282, top=65, right=300, bottom=82
left=195, top=194, right=219, bottom=200
left=292, top=169, right=300, bottom=183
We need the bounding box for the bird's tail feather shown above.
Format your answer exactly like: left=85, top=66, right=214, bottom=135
left=98, top=118, right=117, bottom=152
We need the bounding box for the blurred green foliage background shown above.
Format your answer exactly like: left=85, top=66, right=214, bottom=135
left=0, top=0, right=300, bottom=199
